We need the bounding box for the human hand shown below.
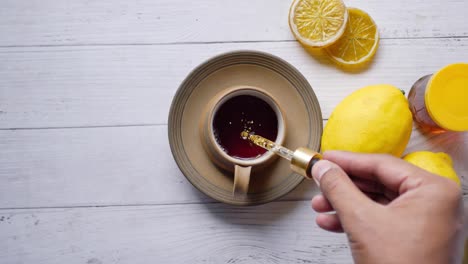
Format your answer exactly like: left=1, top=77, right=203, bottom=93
left=311, top=151, right=464, bottom=264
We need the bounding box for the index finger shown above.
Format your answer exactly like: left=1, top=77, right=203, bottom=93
left=322, top=151, right=437, bottom=194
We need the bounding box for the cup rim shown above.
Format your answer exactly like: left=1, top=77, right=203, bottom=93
left=207, top=86, right=286, bottom=168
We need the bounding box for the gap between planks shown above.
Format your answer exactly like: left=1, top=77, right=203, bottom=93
left=0, top=195, right=467, bottom=212
left=0, top=123, right=167, bottom=131
left=0, top=35, right=467, bottom=49
left=0, top=120, right=331, bottom=131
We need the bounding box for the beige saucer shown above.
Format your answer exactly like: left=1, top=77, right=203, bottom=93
left=168, top=51, right=322, bottom=206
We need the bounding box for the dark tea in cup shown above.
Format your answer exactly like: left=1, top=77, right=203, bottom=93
left=213, top=95, right=278, bottom=159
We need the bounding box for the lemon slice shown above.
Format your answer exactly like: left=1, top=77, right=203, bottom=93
left=325, top=8, right=379, bottom=65
left=289, top=0, right=348, bottom=48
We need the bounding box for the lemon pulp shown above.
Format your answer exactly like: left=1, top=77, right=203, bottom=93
left=325, top=7, right=379, bottom=65
left=289, top=0, right=348, bottom=47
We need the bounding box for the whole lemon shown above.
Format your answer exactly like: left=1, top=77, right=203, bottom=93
left=403, top=151, right=461, bottom=185
left=322, top=84, right=412, bottom=156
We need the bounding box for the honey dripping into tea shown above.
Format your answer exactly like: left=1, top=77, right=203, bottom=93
left=213, top=95, right=278, bottom=159
left=240, top=131, right=294, bottom=161
left=240, top=130, right=323, bottom=180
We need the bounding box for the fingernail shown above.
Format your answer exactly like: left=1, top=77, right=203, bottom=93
left=313, top=160, right=333, bottom=182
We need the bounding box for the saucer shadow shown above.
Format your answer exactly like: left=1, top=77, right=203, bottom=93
left=202, top=197, right=305, bottom=227
left=201, top=175, right=320, bottom=226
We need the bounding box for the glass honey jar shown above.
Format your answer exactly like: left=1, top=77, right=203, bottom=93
left=408, top=63, right=468, bottom=133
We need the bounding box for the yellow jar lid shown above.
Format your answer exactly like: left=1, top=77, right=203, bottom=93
left=425, top=63, right=468, bottom=131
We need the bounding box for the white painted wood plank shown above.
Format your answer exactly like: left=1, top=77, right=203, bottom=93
left=0, top=125, right=213, bottom=208
left=0, top=124, right=466, bottom=209
left=1, top=38, right=468, bottom=129
left=0, top=201, right=352, bottom=264
left=0, top=0, right=466, bottom=46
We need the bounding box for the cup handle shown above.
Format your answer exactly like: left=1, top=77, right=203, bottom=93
left=233, top=165, right=252, bottom=197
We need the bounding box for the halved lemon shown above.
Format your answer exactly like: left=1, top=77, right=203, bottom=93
left=289, top=0, right=348, bottom=48
left=325, top=8, right=379, bottom=65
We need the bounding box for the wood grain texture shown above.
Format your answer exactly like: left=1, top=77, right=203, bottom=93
left=0, top=0, right=467, bottom=46
left=1, top=1, right=468, bottom=263
left=1, top=38, right=468, bottom=129
left=0, top=125, right=213, bottom=208
left=0, top=201, right=353, bottom=264
left=0, top=124, right=466, bottom=209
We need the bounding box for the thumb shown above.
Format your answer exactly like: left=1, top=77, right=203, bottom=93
left=312, top=159, right=372, bottom=219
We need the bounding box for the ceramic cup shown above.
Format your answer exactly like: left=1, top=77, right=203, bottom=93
left=200, top=86, right=286, bottom=197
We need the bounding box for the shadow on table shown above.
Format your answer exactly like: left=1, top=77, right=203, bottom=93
left=300, top=43, right=379, bottom=74
left=200, top=180, right=318, bottom=227
left=203, top=199, right=308, bottom=227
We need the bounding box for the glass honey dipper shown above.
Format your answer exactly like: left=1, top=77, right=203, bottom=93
left=241, top=130, right=322, bottom=180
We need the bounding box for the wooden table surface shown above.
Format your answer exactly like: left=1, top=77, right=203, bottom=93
left=1, top=0, right=467, bottom=263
